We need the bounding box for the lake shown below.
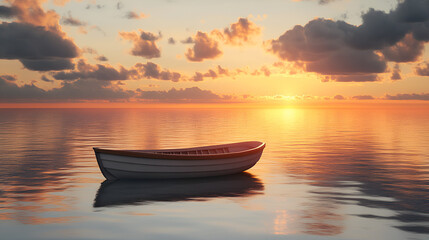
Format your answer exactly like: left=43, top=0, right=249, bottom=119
left=0, top=107, right=428, bottom=240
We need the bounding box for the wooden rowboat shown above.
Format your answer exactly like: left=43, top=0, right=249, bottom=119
left=93, top=141, right=265, bottom=180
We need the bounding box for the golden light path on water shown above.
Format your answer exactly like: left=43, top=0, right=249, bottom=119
left=0, top=106, right=428, bottom=239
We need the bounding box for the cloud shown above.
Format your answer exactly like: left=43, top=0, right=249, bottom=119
left=352, top=95, right=374, bottom=100
left=391, top=64, right=402, bottom=80
left=181, top=37, right=194, bottom=44
left=124, top=11, right=146, bottom=19
left=82, top=48, right=108, bottom=62
left=326, top=74, right=379, bottom=82
left=415, top=62, right=429, bottom=76
left=52, top=59, right=130, bottom=81
left=188, top=65, right=231, bottom=81
left=220, top=17, right=261, bottom=45
left=183, top=18, right=260, bottom=62
left=333, top=95, right=345, bottom=100
left=119, top=30, right=161, bottom=59
left=0, top=74, right=17, bottom=82
left=134, top=62, right=181, bottom=82
left=20, top=59, right=75, bottom=71
left=96, top=55, right=108, bottom=61
left=393, top=0, right=429, bottom=23
left=0, top=76, right=46, bottom=100
left=0, top=1, right=81, bottom=71
left=136, top=87, right=220, bottom=100
left=385, top=93, right=429, bottom=100
left=0, top=22, right=79, bottom=71
left=52, top=60, right=183, bottom=82
left=185, top=31, right=222, bottom=62
left=381, top=34, right=424, bottom=62
left=168, top=37, right=176, bottom=44
left=0, top=22, right=79, bottom=60
left=0, top=77, right=133, bottom=101
left=267, top=0, right=429, bottom=81
left=2, top=0, right=64, bottom=33
left=62, top=12, right=86, bottom=26
left=268, top=19, right=387, bottom=78
left=41, top=75, right=54, bottom=82
left=0, top=6, right=18, bottom=18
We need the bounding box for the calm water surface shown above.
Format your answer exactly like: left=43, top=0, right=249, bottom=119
left=0, top=107, right=428, bottom=240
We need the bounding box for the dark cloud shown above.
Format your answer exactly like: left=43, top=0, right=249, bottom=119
left=220, top=18, right=261, bottom=45
left=391, top=64, right=402, bottom=80
left=0, top=76, right=46, bottom=100
left=119, top=30, right=161, bottom=59
left=393, top=0, right=429, bottom=23
left=415, top=62, right=429, bottom=76
left=137, top=87, right=220, bottom=100
left=181, top=37, right=194, bottom=44
left=333, top=95, right=345, bottom=100
left=124, top=11, right=146, bottom=19
left=168, top=37, right=176, bottom=44
left=62, top=12, right=86, bottom=26
left=185, top=31, right=222, bottom=62
left=0, top=5, right=19, bottom=18
left=134, top=62, right=181, bottom=82
left=307, top=48, right=387, bottom=75
left=347, top=9, right=408, bottom=50
left=41, top=75, right=54, bottom=83
left=385, top=93, right=429, bottom=100
left=47, top=79, right=132, bottom=100
left=412, top=21, right=429, bottom=41
left=0, top=74, right=17, bottom=82
left=51, top=60, right=186, bottom=82
left=0, top=22, right=79, bottom=60
left=269, top=19, right=387, bottom=78
left=268, top=0, right=429, bottom=81
left=52, top=60, right=129, bottom=81
left=0, top=77, right=132, bottom=102
left=96, top=55, right=108, bottom=61
left=352, top=95, right=374, bottom=100
left=20, top=59, right=75, bottom=71
left=328, top=74, right=379, bottom=82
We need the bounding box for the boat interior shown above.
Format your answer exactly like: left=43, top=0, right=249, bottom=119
left=150, top=141, right=263, bottom=156
left=156, top=147, right=231, bottom=155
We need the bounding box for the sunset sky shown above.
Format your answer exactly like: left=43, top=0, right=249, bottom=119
left=1, top=0, right=429, bottom=104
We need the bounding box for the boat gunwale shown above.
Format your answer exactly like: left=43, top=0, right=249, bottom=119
left=93, top=141, right=265, bottom=160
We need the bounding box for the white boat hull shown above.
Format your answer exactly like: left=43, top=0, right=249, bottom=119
left=94, top=141, right=265, bottom=180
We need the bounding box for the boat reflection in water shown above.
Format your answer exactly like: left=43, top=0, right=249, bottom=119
left=93, top=172, right=264, bottom=208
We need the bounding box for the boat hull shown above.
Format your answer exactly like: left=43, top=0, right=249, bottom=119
left=94, top=141, right=265, bottom=180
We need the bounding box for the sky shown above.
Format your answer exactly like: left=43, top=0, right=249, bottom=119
left=1, top=0, right=429, bottom=105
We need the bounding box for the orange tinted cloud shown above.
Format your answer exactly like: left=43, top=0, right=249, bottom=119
left=7, top=0, right=63, bottom=34
left=220, top=17, right=261, bottom=45
left=185, top=31, right=222, bottom=62
left=119, top=30, right=161, bottom=59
